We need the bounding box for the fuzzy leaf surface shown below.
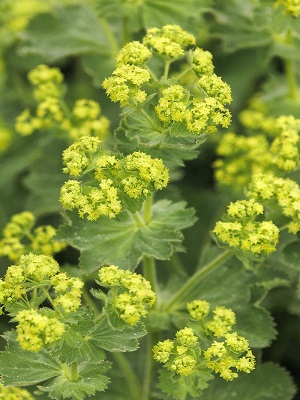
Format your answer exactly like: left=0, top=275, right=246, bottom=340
left=57, top=200, right=196, bottom=272
left=202, top=363, right=296, bottom=400
left=19, top=4, right=111, bottom=60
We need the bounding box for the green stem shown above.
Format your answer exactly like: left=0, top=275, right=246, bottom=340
left=164, top=61, right=171, bottom=80
left=122, top=15, right=130, bottom=46
left=284, top=29, right=298, bottom=99
left=62, top=362, right=79, bottom=382
left=113, top=353, right=142, bottom=400
left=130, top=211, right=145, bottom=227
left=143, top=256, right=158, bottom=301
left=143, top=196, right=153, bottom=224
left=176, top=66, right=193, bottom=82
left=163, top=249, right=232, bottom=312
left=99, top=18, right=119, bottom=56
left=139, top=108, right=162, bottom=131
left=40, top=287, right=64, bottom=318
left=141, top=334, right=153, bottom=400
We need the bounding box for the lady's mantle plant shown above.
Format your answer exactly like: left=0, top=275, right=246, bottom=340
left=0, top=2, right=299, bottom=399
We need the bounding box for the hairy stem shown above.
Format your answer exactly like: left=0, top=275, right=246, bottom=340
left=163, top=249, right=232, bottom=312
left=113, top=353, right=142, bottom=400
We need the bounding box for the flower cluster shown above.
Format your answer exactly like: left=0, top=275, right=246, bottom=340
left=187, top=300, right=236, bottom=338
left=0, top=383, right=34, bottom=400
left=143, top=25, right=195, bottom=59
left=0, top=211, right=65, bottom=262
left=153, top=300, right=255, bottom=380
left=98, top=265, right=156, bottom=325
left=0, top=253, right=83, bottom=312
left=276, top=0, right=300, bottom=16
left=102, top=24, right=232, bottom=136
left=204, top=335, right=255, bottom=381
left=51, top=272, right=84, bottom=313
left=214, top=115, right=300, bottom=190
left=153, top=327, right=199, bottom=376
left=248, top=173, right=300, bottom=234
left=15, top=64, right=110, bottom=140
left=213, top=199, right=279, bottom=255
left=15, top=309, right=65, bottom=352
left=60, top=137, right=169, bottom=220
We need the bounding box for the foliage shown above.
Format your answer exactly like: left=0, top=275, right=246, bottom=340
left=0, top=1, right=300, bottom=399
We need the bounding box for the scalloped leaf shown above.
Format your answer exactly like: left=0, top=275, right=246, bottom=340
left=116, top=107, right=206, bottom=165
left=202, top=363, right=296, bottom=400
left=158, top=366, right=214, bottom=399
left=19, top=4, right=111, bottom=61
left=39, top=363, right=110, bottom=400
left=56, top=200, right=197, bottom=272
left=89, top=315, right=146, bottom=352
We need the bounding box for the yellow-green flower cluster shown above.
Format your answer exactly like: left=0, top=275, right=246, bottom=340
left=0, top=211, right=66, bottom=262
left=60, top=139, right=169, bottom=220
left=213, top=199, right=279, bottom=255
left=155, top=76, right=231, bottom=135
left=116, top=41, right=152, bottom=66
left=15, top=65, right=110, bottom=140
left=204, top=334, right=255, bottom=381
left=143, top=25, right=195, bottom=59
left=0, top=253, right=83, bottom=315
left=187, top=300, right=236, bottom=338
left=248, top=173, right=300, bottom=234
left=154, top=300, right=255, bottom=380
left=153, top=327, right=199, bottom=376
left=270, top=115, right=300, bottom=172
left=276, top=0, right=300, bottom=16
left=214, top=132, right=272, bottom=189
left=15, top=308, right=65, bottom=352
left=62, top=135, right=100, bottom=177
left=51, top=272, right=84, bottom=313
left=0, top=383, right=34, bottom=400
left=189, top=47, right=214, bottom=76
left=102, top=64, right=151, bottom=106
left=98, top=265, right=156, bottom=325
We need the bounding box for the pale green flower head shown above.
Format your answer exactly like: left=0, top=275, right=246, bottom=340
left=190, top=47, right=214, bottom=76
left=143, top=25, right=195, bottom=59
left=275, top=0, right=300, bottom=16
left=0, top=383, right=34, bottom=400
left=116, top=41, right=152, bottom=65
left=153, top=339, right=174, bottom=363
left=15, top=309, right=65, bottom=352
left=20, top=253, right=60, bottom=282
left=187, top=299, right=210, bottom=320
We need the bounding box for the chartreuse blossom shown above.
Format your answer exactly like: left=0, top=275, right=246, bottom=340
left=102, top=25, right=232, bottom=135
left=143, top=25, right=195, bottom=59
left=275, top=0, right=300, bottom=16
left=60, top=137, right=169, bottom=220
left=15, top=309, right=65, bottom=352
left=0, top=382, right=33, bottom=400
left=0, top=253, right=84, bottom=351
left=248, top=173, right=300, bottom=234
left=15, top=64, right=110, bottom=140
left=154, top=300, right=255, bottom=380
left=98, top=265, right=156, bottom=325
left=213, top=199, right=279, bottom=255
left=0, top=211, right=66, bottom=262
left=214, top=115, right=300, bottom=190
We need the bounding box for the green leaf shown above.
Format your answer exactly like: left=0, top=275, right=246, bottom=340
left=90, top=315, right=146, bottom=352
left=39, top=363, right=110, bottom=400
left=158, top=366, right=214, bottom=399
left=23, top=137, right=67, bottom=216
left=116, top=107, right=206, bottom=166
left=56, top=199, right=196, bottom=272
left=235, top=306, right=276, bottom=348
left=202, top=363, right=296, bottom=400
left=281, top=240, right=300, bottom=271
left=19, top=4, right=111, bottom=61
left=57, top=309, right=106, bottom=364
left=0, top=334, right=61, bottom=386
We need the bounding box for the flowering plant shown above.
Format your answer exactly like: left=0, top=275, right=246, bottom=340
left=0, top=1, right=300, bottom=399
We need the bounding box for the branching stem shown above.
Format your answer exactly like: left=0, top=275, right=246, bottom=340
left=163, top=249, right=232, bottom=312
